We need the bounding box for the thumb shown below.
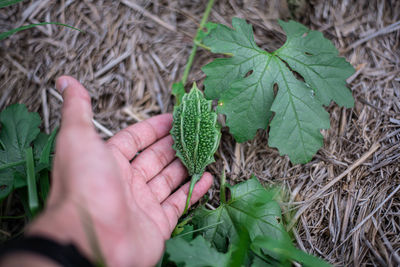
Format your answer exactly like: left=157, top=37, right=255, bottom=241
left=56, top=76, right=94, bottom=134
left=48, top=76, right=96, bottom=206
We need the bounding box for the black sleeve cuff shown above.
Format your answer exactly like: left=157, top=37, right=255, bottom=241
left=0, top=235, right=95, bottom=267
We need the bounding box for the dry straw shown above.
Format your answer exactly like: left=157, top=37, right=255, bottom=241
left=0, top=0, right=399, bottom=265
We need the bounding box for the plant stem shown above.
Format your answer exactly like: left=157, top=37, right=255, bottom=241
left=25, top=147, right=38, bottom=216
left=181, top=0, right=215, bottom=85
left=220, top=168, right=226, bottom=203
left=199, top=0, right=215, bottom=29
left=181, top=45, right=197, bottom=85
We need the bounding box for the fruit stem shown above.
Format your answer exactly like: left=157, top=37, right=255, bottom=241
left=183, top=173, right=203, bottom=214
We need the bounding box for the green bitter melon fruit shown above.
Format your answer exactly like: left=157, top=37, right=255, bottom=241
left=170, top=83, right=221, bottom=213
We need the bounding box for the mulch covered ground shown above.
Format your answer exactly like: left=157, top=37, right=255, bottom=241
left=1, top=0, right=399, bottom=265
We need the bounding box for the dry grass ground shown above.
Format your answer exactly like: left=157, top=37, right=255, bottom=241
left=0, top=0, right=399, bottom=265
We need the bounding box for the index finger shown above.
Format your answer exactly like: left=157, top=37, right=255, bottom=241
left=107, top=114, right=173, bottom=160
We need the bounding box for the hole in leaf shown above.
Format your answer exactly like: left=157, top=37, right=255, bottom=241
left=291, top=69, right=305, bottom=83
left=273, top=84, right=278, bottom=98
left=304, top=52, right=313, bottom=56
left=244, top=70, right=253, bottom=78
left=222, top=237, right=230, bottom=253
left=280, top=59, right=306, bottom=83
left=225, top=186, right=231, bottom=202
left=0, top=185, right=7, bottom=190
left=302, top=32, right=308, bottom=38
left=275, top=216, right=281, bottom=223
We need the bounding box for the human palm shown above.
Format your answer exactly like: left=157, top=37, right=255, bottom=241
left=29, top=76, right=213, bottom=267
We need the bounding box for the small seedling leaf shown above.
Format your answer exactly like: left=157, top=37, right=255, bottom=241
left=172, top=82, right=185, bottom=105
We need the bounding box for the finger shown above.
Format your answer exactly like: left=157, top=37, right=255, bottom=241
left=147, top=159, right=188, bottom=203
left=106, top=114, right=172, bottom=161
left=130, top=135, right=176, bottom=182
left=55, top=76, right=99, bottom=158
left=161, top=173, right=213, bottom=233
left=57, top=76, right=95, bottom=135
left=48, top=76, right=96, bottom=206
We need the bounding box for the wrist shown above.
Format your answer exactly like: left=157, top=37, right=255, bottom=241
left=0, top=251, right=60, bottom=267
left=27, top=201, right=97, bottom=264
left=0, top=234, right=95, bottom=267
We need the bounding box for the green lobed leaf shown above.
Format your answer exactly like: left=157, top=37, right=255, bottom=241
left=202, top=18, right=354, bottom=163
left=166, top=227, right=257, bottom=267
left=164, top=177, right=330, bottom=267
left=251, top=236, right=331, bottom=267
left=227, top=227, right=252, bottom=267
left=166, top=235, right=230, bottom=267
left=275, top=20, right=354, bottom=107
left=193, top=176, right=291, bottom=253
left=170, top=83, right=221, bottom=212
left=0, top=104, right=41, bottom=199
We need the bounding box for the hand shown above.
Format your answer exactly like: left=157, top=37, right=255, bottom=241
left=27, top=76, right=213, bottom=267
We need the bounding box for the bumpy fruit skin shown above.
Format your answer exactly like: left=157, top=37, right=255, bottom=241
left=170, top=83, right=221, bottom=213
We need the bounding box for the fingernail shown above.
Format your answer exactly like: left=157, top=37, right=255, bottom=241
left=56, top=77, right=69, bottom=93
